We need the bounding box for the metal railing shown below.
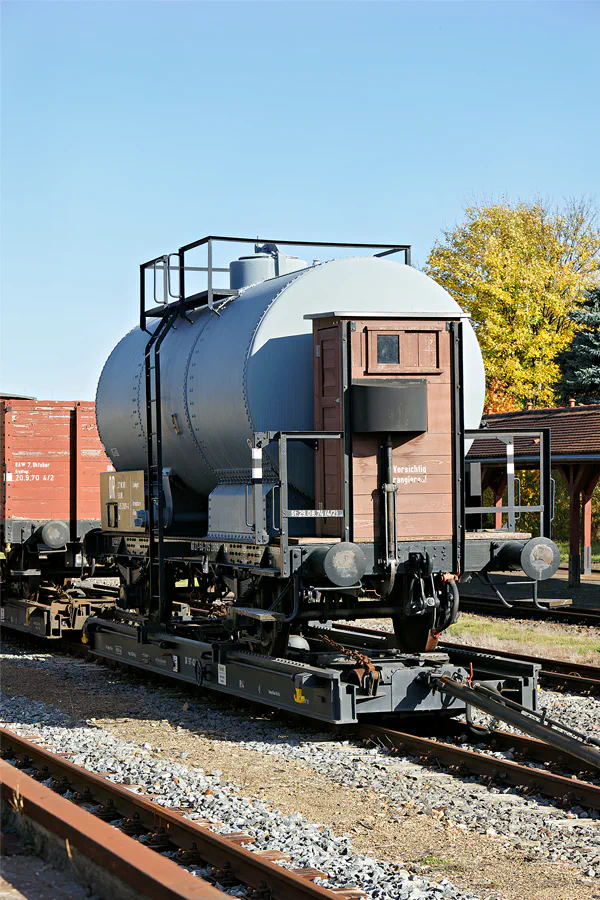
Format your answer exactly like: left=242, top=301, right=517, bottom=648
left=247, top=431, right=344, bottom=574
left=465, top=428, right=552, bottom=537
left=139, top=236, right=412, bottom=330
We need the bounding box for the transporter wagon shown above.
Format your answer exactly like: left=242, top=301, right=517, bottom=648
left=69, top=235, right=560, bottom=724
left=0, top=396, right=117, bottom=637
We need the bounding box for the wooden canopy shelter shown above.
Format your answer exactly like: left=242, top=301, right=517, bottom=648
left=468, top=405, right=600, bottom=584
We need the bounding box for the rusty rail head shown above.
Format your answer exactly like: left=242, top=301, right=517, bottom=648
left=358, top=723, right=600, bottom=810
left=439, top=640, right=600, bottom=678
left=1, top=759, right=222, bottom=900
left=0, top=727, right=357, bottom=900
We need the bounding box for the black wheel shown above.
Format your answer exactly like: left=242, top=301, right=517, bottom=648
left=392, top=615, right=438, bottom=652
left=389, top=575, right=438, bottom=652
left=18, top=574, right=41, bottom=600
left=250, top=620, right=291, bottom=657
left=244, top=579, right=291, bottom=657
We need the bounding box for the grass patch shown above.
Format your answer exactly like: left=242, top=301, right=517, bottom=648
left=447, top=613, right=600, bottom=665
left=421, top=855, right=452, bottom=868
left=555, top=539, right=600, bottom=565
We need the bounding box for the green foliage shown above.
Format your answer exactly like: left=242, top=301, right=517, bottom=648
left=425, top=199, right=600, bottom=410
left=556, top=287, right=600, bottom=404
left=551, top=471, right=600, bottom=544
left=483, top=469, right=600, bottom=543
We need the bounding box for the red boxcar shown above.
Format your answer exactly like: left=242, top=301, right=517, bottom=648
left=0, top=397, right=112, bottom=545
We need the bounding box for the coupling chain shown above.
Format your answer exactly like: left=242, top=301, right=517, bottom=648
left=321, top=633, right=379, bottom=691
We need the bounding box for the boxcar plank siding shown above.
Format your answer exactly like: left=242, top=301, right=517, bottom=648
left=311, top=315, right=457, bottom=545
left=350, top=318, right=455, bottom=542
left=354, top=512, right=453, bottom=541
left=313, top=324, right=343, bottom=537
left=0, top=399, right=111, bottom=541
left=354, top=492, right=452, bottom=516
left=354, top=434, right=454, bottom=459
left=353, top=473, right=452, bottom=495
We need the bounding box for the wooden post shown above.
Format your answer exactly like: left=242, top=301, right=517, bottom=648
left=480, top=466, right=507, bottom=530
left=557, top=464, right=599, bottom=586
left=583, top=492, right=593, bottom=575
left=569, top=487, right=582, bottom=586
left=493, top=474, right=507, bottom=530
left=581, top=468, right=600, bottom=576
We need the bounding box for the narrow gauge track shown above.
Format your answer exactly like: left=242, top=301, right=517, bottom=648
left=0, top=726, right=364, bottom=900
left=458, top=597, right=600, bottom=627
left=334, top=622, right=600, bottom=695
left=357, top=722, right=600, bottom=810
left=440, top=640, right=600, bottom=695
left=3, top=626, right=600, bottom=816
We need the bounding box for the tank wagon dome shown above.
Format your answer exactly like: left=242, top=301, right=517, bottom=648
left=96, top=255, right=485, bottom=500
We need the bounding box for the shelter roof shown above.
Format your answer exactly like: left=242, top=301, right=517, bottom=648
left=467, top=405, right=600, bottom=464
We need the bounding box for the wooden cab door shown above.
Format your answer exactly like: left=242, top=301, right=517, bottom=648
left=313, top=320, right=344, bottom=537
left=350, top=318, right=454, bottom=543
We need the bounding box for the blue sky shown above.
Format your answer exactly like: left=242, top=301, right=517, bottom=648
left=1, top=1, right=598, bottom=400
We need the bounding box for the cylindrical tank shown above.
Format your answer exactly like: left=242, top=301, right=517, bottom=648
left=229, top=253, right=276, bottom=289
left=96, top=256, right=486, bottom=500
left=229, top=251, right=308, bottom=290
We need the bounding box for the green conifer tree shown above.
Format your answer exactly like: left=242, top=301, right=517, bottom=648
left=556, top=287, right=600, bottom=404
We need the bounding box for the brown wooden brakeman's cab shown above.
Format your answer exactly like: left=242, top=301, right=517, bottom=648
left=309, top=312, right=464, bottom=555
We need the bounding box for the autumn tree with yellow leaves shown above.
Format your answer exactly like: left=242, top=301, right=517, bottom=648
left=424, top=200, right=600, bottom=411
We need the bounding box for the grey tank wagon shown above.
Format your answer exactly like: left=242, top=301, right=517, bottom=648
left=5, top=236, right=559, bottom=724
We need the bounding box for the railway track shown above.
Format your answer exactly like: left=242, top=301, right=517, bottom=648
left=3, top=626, right=599, bottom=817
left=0, top=726, right=364, bottom=900
left=334, top=621, right=600, bottom=695
left=357, top=721, right=600, bottom=810
left=458, top=596, right=600, bottom=626
left=3, top=627, right=600, bottom=900
left=440, top=640, right=600, bottom=695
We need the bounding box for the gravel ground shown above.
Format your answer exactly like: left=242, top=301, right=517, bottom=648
left=482, top=687, right=600, bottom=739
left=1, top=693, right=477, bottom=900
left=1, top=640, right=600, bottom=900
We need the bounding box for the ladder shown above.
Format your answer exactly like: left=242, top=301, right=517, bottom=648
left=144, top=307, right=178, bottom=626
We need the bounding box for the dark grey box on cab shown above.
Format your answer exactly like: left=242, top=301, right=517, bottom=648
left=350, top=379, right=428, bottom=433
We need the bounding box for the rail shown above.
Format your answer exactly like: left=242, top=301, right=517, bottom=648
left=1, top=758, right=218, bottom=900
left=0, top=727, right=364, bottom=900
left=458, top=596, right=600, bottom=626
left=440, top=640, right=600, bottom=695
left=431, top=672, right=600, bottom=770
left=357, top=723, right=600, bottom=809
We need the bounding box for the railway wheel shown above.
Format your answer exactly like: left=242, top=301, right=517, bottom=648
left=244, top=579, right=291, bottom=657
left=390, top=576, right=438, bottom=652
left=392, top=615, right=438, bottom=652
left=17, top=574, right=41, bottom=601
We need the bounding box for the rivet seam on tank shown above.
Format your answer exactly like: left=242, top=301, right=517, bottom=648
left=242, top=272, right=306, bottom=479
left=182, top=313, right=216, bottom=475
left=134, top=361, right=146, bottom=446
left=131, top=328, right=148, bottom=445
left=95, top=325, right=144, bottom=455
left=241, top=269, right=314, bottom=429
left=241, top=268, right=313, bottom=482
left=134, top=326, right=153, bottom=450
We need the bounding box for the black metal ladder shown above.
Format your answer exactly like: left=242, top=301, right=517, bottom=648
left=144, top=308, right=178, bottom=625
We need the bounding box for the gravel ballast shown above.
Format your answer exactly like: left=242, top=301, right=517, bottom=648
left=1, top=693, right=478, bottom=900
left=2, top=640, right=599, bottom=899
